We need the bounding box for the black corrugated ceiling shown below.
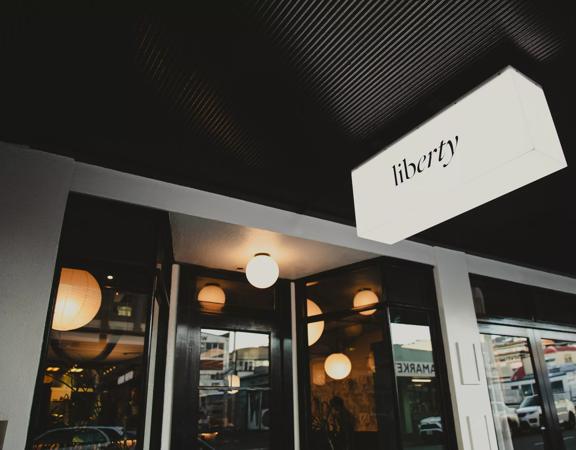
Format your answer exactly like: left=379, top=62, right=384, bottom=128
left=0, top=2, right=575, bottom=275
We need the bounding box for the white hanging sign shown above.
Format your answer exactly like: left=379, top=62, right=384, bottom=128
left=352, top=67, right=567, bottom=244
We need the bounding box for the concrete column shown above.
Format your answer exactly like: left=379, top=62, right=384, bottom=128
left=0, top=143, right=74, bottom=449
left=433, top=247, right=498, bottom=450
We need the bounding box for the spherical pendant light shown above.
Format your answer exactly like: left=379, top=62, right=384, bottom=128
left=227, top=374, right=240, bottom=394
left=198, top=284, right=226, bottom=305
left=353, top=289, right=379, bottom=316
left=52, top=268, right=102, bottom=331
left=246, top=253, right=279, bottom=289
left=307, top=299, right=324, bottom=346
left=324, top=353, right=352, bottom=380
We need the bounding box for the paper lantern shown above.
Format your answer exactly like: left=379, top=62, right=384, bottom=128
left=324, top=353, right=352, bottom=380
left=227, top=374, right=240, bottom=394
left=246, top=253, right=279, bottom=289
left=307, top=299, right=324, bottom=346
left=52, top=268, right=102, bottom=331
left=353, top=289, right=378, bottom=315
left=198, top=284, right=226, bottom=305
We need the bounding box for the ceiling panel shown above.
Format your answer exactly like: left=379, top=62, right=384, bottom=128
left=0, top=2, right=574, bottom=274
left=170, top=212, right=377, bottom=279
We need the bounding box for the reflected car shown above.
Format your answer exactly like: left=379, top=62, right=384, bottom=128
left=516, top=394, right=576, bottom=430
left=32, top=426, right=136, bottom=449
left=418, top=416, right=443, bottom=439
left=553, top=393, right=576, bottom=429
left=491, top=401, right=520, bottom=433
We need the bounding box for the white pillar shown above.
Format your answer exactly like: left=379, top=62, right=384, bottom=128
left=0, top=143, right=74, bottom=449
left=161, top=264, right=180, bottom=450
left=433, top=247, right=498, bottom=450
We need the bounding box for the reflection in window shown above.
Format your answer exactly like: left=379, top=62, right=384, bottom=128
left=390, top=309, right=448, bottom=450
left=481, top=334, right=546, bottom=450
left=199, top=329, right=271, bottom=449
left=31, top=266, right=149, bottom=450
left=308, top=312, right=395, bottom=450
left=541, top=339, right=576, bottom=450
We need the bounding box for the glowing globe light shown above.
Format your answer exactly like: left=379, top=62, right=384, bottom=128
left=197, top=284, right=226, bottom=305
left=246, top=253, right=279, bottom=289
left=353, top=289, right=379, bottom=316
left=324, top=353, right=352, bottom=380
left=52, top=268, right=102, bottom=331
left=227, top=374, right=240, bottom=394
left=307, top=299, right=324, bottom=346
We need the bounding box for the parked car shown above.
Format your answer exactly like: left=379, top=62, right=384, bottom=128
left=32, top=426, right=136, bottom=449
left=418, top=416, right=443, bottom=440
left=491, top=401, right=520, bottom=433
left=516, top=394, right=576, bottom=430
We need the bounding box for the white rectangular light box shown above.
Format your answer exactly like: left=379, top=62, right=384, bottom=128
left=352, top=66, right=567, bottom=245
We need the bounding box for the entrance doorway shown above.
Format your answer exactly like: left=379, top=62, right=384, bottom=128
left=480, top=324, right=576, bottom=450
left=170, top=265, right=293, bottom=450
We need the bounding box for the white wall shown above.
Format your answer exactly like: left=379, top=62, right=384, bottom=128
left=0, top=144, right=74, bottom=449
left=434, top=247, right=498, bottom=450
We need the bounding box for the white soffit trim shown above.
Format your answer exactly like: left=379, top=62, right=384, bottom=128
left=71, top=162, right=435, bottom=265
left=352, top=66, right=567, bottom=245
left=69, top=157, right=576, bottom=293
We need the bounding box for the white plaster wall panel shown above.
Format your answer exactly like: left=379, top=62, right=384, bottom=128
left=0, top=144, right=74, bottom=449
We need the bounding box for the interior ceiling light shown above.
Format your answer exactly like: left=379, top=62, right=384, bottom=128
left=353, top=289, right=379, bottom=315
left=324, top=353, right=352, bottom=380
left=245, top=253, right=279, bottom=289
left=307, top=299, right=325, bottom=346
left=52, top=268, right=102, bottom=331
left=197, top=283, right=226, bottom=305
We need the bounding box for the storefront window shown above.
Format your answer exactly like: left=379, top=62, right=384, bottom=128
left=28, top=195, right=161, bottom=450
left=540, top=338, right=576, bottom=450
left=390, top=308, right=448, bottom=449
left=308, top=312, right=392, bottom=450
left=31, top=265, right=151, bottom=449
left=302, top=260, right=452, bottom=450
left=480, top=334, right=547, bottom=450
left=471, top=274, right=576, bottom=326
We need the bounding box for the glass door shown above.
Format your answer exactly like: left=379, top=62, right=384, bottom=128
left=479, top=324, right=576, bottom=450
left=171, top=265, right=292, bottom=450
